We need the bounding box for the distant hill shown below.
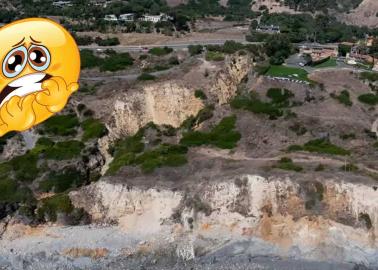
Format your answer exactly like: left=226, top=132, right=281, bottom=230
left=337, top=0, right=378, bottom=28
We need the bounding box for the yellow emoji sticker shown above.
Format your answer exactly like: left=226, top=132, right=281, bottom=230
left=0, top=18, right=80, bottom=136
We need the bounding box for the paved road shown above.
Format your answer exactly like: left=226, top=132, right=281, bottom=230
left=79, top=39, right=250, bottom=52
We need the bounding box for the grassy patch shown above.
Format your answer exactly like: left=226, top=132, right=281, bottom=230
left=288, top=139, right=350, bottom=156
left=358, top=93, right=378, bottom=105
left=330, top=90, right=352, bottom=106
left=312, top=57, right=337, bottom=68
left=134, top=144, right=188, bottom=173
left=360, top=72, right=378, bottom=82
left=148, top=46, right=173, bottom=56
left=205, top=51, right=225, bottom=61
left=81, top=118, right=107, bottom=141
left=39, top=114, right=80, bottom=136
left=265, top=65, right=309, bottom=81
left=274, top=157, right=303, bottom=172
left=180, top=115, right=241, bottom=149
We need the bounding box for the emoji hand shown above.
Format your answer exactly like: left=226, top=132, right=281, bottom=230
left=36, top=76, right=79, bottom=113
left=0, top=95, right=36, bottom=136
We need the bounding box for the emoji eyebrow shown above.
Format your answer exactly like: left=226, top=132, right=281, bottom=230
left=12, top=37, right=25, bottom=47
left=30, top=36, right=42, bottom=44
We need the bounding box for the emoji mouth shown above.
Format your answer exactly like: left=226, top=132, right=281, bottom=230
left=0, top=73, right=52, bottom=106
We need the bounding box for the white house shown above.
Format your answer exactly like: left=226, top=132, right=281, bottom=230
left=104, top=14, right=118, bottom=22
left=52, top=1, right=72, bottom=7
left=119, top=13, right=135, bottom=22
left=140, top=13, right=170, bottom=23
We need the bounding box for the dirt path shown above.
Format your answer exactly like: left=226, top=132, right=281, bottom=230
left=196, top=147, right=378, bottom=174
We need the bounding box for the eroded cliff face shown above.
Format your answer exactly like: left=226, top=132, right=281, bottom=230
left=68, top=175, right=378, bottom=265
left=210, top=55, right=252, bottom=104
left=98, top=54, right=252, bottom=173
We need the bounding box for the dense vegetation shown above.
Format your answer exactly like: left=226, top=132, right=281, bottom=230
left=249, top=13, right=377, bottom=44
left=108, top=114, right=241, bottom=175
left=288, top=139, right=350, bottom=156
left=0, top=105, right=108, bottom=224
left=283, top=0, right=363, bottom=12
left=231, top=88, right=295, bottom=119
left=80, top=49, right=134, bottom=71
left=358, top=93, right=378, bottom=105
left=180, top=115, right=241, bottom=149
left=274, top=157, right=303, bottom=172
left=330, top=90, right=353, bottom=107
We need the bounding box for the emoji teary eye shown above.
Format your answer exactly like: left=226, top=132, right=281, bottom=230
left=2, top=46, right=28, bottom=78
left=28, top=45, right=51, bottom=71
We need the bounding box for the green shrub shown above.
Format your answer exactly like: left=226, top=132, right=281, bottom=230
left=359, top=213, right=373, bottom=229
left=37, top=194, right=74, bottom=222
left=230, top=92, right=283, bottom=119
left=169, top=56, right=180, bottom=65
left=274, top=157, right=303, bottom=172
left=266, top=88, right=294, bottom=104
left=358, top=93, right=378, bottom=105
left=181, top=105, right=214, bottom=130
left=80, top=49, right=102, bottom=69
left=360, top=72, right=378, bottom=82
left=100, top=52, right=134, bottom=72
left=39, top=168, right=84, bottom=193
left=40, top=114, right=79, bottom=136
left=148, top=46, right=173, bottom=56
left=205, top=51, right=225, bottom=61
left=0, top=132, right=16, bottom=153
left=107, top=132, right=145, bottom=175
left=289, top=139, right=350, bottom=156
left=180, top=115, right=241, bottom=149
left=222, top=40, right=245, bottom=54
left=95, top=37, right=120, bottom=46
left=9, top=152, right=39, bottom=182
left=194, top=89, right=207, bottom=100
left=135, top=144, right=188, bottom=173
left=81, top=118, right=107, bottom=141
left=108, top=130, right=188, bottom=174
left=44, top=140, right=85, bottom=160
left=0, top=178, right=33, bottom=203
left=330, top=90, right=352, bottom=106
left=137, top=73, right=156, bottom=81
left=188, top=44, right=203, bottom=56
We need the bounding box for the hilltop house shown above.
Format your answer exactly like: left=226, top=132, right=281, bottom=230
left=256, top=24, right=280, bottom=34
left=104, top=14, right=118, bottom=22
left=299, top=43, right=338, bottom=62
left=140, top=13, right=171, bottom=23
left=119, top=13, right=134, bottom=22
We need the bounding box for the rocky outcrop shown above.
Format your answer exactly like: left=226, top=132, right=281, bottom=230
left=210, top=54, right=252, bottom=104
